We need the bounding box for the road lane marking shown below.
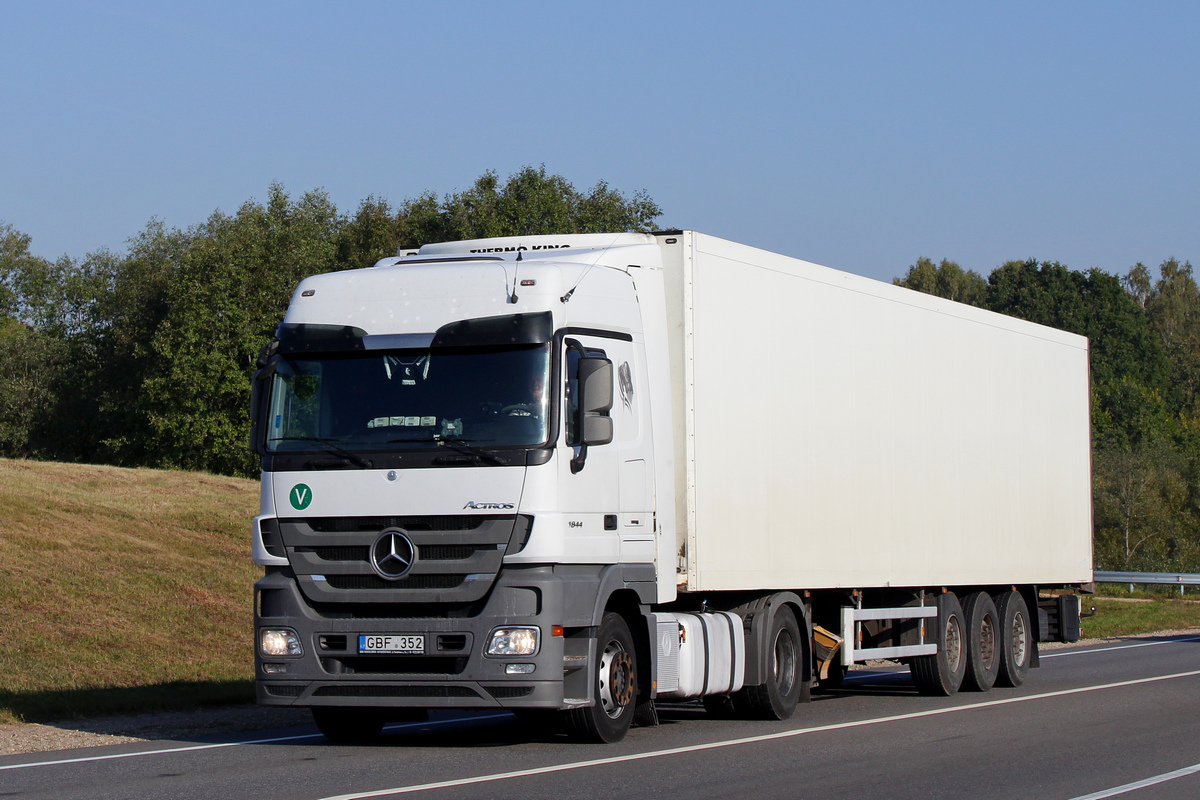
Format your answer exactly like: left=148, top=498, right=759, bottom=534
left=316, top=669, right=1200, bottom=800
left=1065, top=761, right=1200, bottom=799
left=0, top=714, right=511, bottom=772
left=1041, top=635, right=1200, bottom=659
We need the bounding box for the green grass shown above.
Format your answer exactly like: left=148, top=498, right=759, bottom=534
left=0, top=458, right=260, bottom=724
left=1080, top=585, right=1200, bottom=639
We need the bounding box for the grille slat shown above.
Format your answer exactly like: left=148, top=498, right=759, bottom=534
left=324, top=574, right=462, bottom=590
left=484, top=685, right=535, bottom=699
left=312, top=685, right=479, bottom=698
left=306, top=516, right=485, bottom=533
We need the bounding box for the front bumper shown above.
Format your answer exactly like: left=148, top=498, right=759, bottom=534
left=254, top=565, right=574, bottom=710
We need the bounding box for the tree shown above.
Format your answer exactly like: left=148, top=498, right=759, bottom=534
left=893, top=257, right=988, bottom=307
left=0, top=317, right=61, bottom=457
left=1143, top=258, right=1200, bottom=416
left=138, top=185, right=342, bottom=475
left=1, top=168, right=663, bottom=476
left=987, top=260, right=1167, bottom=389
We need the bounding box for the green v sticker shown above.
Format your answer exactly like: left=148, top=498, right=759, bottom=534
left=289, top=483, right=313, bottom=510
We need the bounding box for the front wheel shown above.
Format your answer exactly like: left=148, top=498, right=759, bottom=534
left=566, top=612, right=637, bottom=743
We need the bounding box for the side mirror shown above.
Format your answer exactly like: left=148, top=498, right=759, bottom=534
left=248, top=355, right=278, bottom=455
left=578, top=357, right=613, bottom=447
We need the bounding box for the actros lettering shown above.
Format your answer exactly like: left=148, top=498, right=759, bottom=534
left=463, top=501, right=515, bottom=510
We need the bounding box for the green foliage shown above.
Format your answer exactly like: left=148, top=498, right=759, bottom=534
left=0, top=318, right=62, bottom=457
left=0, top=167, right=662, bottom=476
left=987, top=260, right=1167, bottom=388
left=894, top=257, right=988, bottom=307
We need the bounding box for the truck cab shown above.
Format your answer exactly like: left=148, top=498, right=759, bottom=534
left=250, top=233, right=676, bottom=742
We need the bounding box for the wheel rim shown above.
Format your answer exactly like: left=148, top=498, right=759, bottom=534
left=773, top=629, right=797, bottom=696
left=598, top=640, right=634, bottom=719
left=944, top=614, right=963, bottom=672
left=1011, top=611, right=1028, bottom=667
left=979, top=614, right=997, bottom=670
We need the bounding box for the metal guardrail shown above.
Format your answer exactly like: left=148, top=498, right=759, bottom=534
left=1094, top=571, right=1200, bottom=596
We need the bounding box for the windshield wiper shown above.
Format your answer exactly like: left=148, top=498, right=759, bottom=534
left=272, top=437, right=374, bottom=469
left=388, top=435, right=509, bottom=466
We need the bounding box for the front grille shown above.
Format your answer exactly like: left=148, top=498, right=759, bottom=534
left=325, top=574, right=463, bottom=591
left=280, top=514, right=516, bottom=604
left=306, top=516, right=485, bottom=533
left=312, top=685, right=479, bottom=698
left=484, top=685, right=534, bottom=699
left=263, top=684, right=304, bottom=697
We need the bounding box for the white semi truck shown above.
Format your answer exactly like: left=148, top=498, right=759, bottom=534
left=249, top=231, right=1093, bottom=743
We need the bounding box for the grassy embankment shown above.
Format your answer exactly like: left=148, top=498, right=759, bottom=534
left=0, top=458, right=259, bottom=724
left=1, top=457, right=1198, bottom=724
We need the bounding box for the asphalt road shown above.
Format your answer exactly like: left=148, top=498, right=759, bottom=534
left=4, top=635, right=1199, bottom=800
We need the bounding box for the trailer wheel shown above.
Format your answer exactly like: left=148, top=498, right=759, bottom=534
left=566, top=612, right=637, bottom=743
left=961, top=592, right=1000, bottom=692
left=735, top=604, right=802, bottom=719
left=994, top=590, right=1032, bottom=688
left=910, top=592, right=966, bottom=696
left=312, top=707, right=386, bottom=743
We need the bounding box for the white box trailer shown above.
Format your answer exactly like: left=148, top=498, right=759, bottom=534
left=666, top=233, right=1093, bottom=593
left=250, top=230, right=1093, bottom=744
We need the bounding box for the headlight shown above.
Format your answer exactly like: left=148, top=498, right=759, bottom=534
left=260, top=628, right=303, bottom=657
left=486, top=626, right=539, bottom=656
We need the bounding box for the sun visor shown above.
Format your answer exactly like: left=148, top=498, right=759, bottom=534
left=432, top=311, right=553, bottom=348
left=276, top=323, right=367, bottom=354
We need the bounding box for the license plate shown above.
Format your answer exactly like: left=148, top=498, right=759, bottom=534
left=358, top=634, right=425, bottom=654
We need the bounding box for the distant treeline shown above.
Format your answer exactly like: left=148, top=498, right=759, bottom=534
left=0, top=167, right=660, bottom=476
left=896, top=257, right=1200, bottom=573
left=1, top=167, right=1194, bottom=572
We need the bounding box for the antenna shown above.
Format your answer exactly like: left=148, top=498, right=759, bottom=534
left=560, top=233, right=624, bottom=303
left=509, top=249, right=522, bottom=304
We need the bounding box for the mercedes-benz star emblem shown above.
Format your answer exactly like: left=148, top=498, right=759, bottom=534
left=370, top=530, right=416, bottom=580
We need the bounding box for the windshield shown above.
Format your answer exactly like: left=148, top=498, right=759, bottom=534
left=265, top=344, right=551, bottom=453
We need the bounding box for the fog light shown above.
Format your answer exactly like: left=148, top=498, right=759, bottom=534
left=260, top=628, right=303, bottom=657
left=262, top=663, right=289, bottom=674
left=506, top=663, right=536, bottom=675
left=486, top=626, right=539, bottom=656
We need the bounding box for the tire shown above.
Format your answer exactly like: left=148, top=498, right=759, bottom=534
left=734, top=604, right=803, bottom=720
left=993, top=590, right=1032, bottom=688
left=312, top=707, right=386, bottom=743
left=910, top=592, right=966, bottom=696
left=961, top=592, right=1000, bottom=692
left=566, top=612, right=637, bottom=743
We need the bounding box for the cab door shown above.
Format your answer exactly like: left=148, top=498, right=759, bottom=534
left=558, top=333, right=654, bottom=564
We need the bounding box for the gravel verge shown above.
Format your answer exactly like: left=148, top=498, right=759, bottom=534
left=0, top=706, right=312, bottom=757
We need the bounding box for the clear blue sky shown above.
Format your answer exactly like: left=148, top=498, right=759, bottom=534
left=2, top=1, right=1197, bottom=283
